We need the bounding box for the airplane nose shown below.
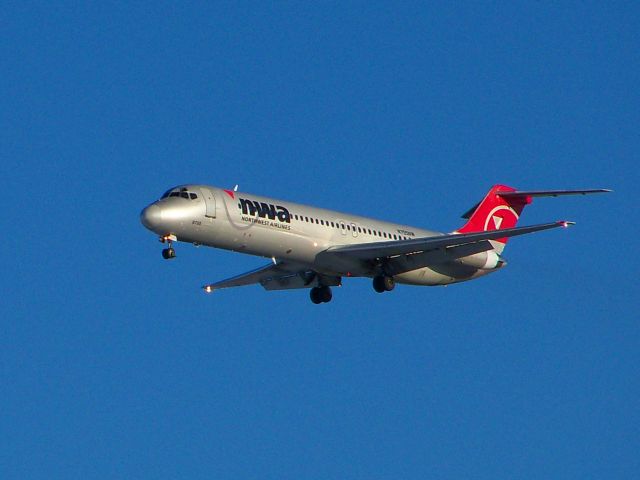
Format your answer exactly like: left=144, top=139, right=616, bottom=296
left=140, top=204, right=162, bottom=230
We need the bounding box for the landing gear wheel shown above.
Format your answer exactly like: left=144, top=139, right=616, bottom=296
left=310, top=287, right=322, bottom=304
left=162, top=247, right=176, bottom=259
left=319, top=286, right=332, bottom=303
left=373, top=275, right=395, bottom=293
left=373, top=276, right=385, bottom=293
left=310, top=286, right=332, bottom=304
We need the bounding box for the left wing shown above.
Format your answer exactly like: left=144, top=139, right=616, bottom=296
left=324, top=220, right=572, bottom=261
left=202, top=262, right=340, bottom=292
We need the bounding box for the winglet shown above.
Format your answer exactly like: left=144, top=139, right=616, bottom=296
left=203, top=285, right=214, bottom=293
left=559, top=220, right=576, bottom=228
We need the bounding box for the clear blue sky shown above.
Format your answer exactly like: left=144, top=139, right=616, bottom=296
left=2, top=3, right=638, bottom=479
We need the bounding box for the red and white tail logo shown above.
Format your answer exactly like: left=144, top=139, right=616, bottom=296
left=457, top=184, right=531, bottom=244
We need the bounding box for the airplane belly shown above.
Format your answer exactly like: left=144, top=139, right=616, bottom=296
left=204, top=220, right=323, bottom=264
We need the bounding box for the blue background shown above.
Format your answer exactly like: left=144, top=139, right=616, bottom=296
left=2, top=3, right=637, bottom=478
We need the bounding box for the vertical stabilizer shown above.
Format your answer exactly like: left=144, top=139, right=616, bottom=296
left=456, top=185, right=531, bottom=253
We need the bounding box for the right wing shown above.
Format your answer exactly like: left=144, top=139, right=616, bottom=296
left=325, top=220, right=573, bottom=260
left=317, top=220, right=574, bottom=277
left=202, top=262, right=340, bottom=292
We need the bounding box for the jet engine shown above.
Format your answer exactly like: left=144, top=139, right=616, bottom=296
left=457, top=250, right=505, bottom=270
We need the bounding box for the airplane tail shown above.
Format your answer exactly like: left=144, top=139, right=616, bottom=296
left=455, top=185, right=611, bottom=254
left=456, top=184, right=531, bottom=254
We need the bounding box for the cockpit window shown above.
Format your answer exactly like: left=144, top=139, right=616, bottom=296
left=161, top=187, right=200, bottom=200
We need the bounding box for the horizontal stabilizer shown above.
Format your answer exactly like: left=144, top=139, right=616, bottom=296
left=497, top=189, right=612, bottom=198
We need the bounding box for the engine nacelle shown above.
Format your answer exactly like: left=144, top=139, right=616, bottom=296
left=457, top=250, right=505, bottom=270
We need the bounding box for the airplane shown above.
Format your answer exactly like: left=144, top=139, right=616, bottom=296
left=140, top=184, right=610, bottom=304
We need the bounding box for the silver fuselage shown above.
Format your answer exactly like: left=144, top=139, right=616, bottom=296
left=140, top=185, right=499, bottom=286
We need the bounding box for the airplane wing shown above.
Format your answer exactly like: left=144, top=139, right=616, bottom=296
left=202, top=262, right=340, bottom=292
left=323, top=220, right=574, bottom=273
left=204, top=221, right=573, bottom=291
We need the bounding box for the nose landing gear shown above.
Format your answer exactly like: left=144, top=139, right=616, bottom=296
left=160, top=234, right=177, bottom=260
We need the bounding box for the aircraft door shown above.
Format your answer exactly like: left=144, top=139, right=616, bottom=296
left=201, top=188, right=217, bottom=218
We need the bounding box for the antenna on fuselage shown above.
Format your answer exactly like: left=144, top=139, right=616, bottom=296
left=233, top=184, right=239, bottom=192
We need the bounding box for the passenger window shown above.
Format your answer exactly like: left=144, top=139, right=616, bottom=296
left=357, top=227, right=362, bottom=233
left=331, top=222, right=335, bottom=227
left=346, top=225, right=351, bottom=231
left=315, top=218, right=319, bottom=224
left=368, top=229, right=372, bottom=235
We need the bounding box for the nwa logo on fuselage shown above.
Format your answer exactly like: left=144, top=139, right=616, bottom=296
left=238, top=198, right=291, bottom=223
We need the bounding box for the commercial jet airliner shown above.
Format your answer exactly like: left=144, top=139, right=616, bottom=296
left=140, top=184, right=609, bottom=304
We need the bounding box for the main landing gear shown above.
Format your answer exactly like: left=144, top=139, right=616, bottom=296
left=310, top=286, right=333, bottom=304
left=373, top=275, right=395, bottom=293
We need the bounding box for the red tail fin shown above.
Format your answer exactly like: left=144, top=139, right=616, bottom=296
left=457, top=185, right=532, bottom=245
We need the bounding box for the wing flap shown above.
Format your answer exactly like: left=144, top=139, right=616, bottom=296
left=384, top=240, right=495, bottom=276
